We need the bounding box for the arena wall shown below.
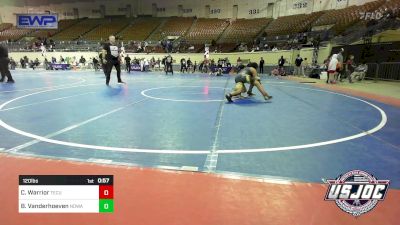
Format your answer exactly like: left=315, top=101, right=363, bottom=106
left=8, top=45, right=332, bottom=66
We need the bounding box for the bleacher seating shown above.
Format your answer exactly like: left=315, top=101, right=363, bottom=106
left=52, top=18, right=104, bottom=40
left=219, top=18, right=272, bottom=43
left=29, top=19, right=80, bottom=39
left=0, top=26, right=32, bottom=41
left=185, top=18, right=228, bottom=44
left=148, top=17, right=194, bottom=41
left=221, top=43, right=238, bottom=52
left=118, top=17, right=164, bottom=41
left=373, top=0, right=400, bottom=17
left=313, top=1, right=383, bottom=34
left=3, top=0, right=400, bottom=52
left=265, top=12, right=323, bottom=36
left=0, top=23, right=13, bottom=32
left=83, top=18, right=130, bottom=41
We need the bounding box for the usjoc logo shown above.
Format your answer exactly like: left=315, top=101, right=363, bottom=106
left=17, top=14, right=58, bottom=29
left=324, top=170, right=389, bottom=217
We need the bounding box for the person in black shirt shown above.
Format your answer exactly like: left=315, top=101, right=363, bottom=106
left=278, top=56, right=286, bottom=75
left=259, top=57, right=265, bottom=74
left=180, top=58, right=187, bottom=73
left=125, top=54, right=131, bottom=73
left=99, top=51, right=106, bottom=76
left=278, top=56, right=285, bottom=68
left=294, top=54, right=303, bottom=76
left=20, top=58, right=26, bottom=68
left=102, top=35, right=124, bottom=85
left=187, top=58, right=192, bottom=72
left=0, top=44, right=14, bottom=83
left=93, top=57, right=99, bottom=71
left=165, top=54, right=173, bottom=75
left=79, top=56, right=86, bottom=67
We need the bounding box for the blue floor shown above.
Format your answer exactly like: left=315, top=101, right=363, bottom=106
left=1, top=69, right=399, bottom=187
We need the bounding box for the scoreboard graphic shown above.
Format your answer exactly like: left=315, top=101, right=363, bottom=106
left=19, top=175, right=114, bottom=213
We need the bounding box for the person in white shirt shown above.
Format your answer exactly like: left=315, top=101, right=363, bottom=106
left=144, top=59, right=149, bottom=71
left=140, top=59, right=144, bottom=72
left=40, top=43, right=46, bottom=57
left=301, top=58, right=309, bottom=77
left=327, top=54, right=339, bottom=84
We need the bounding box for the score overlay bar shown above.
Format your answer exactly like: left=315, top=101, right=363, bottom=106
left=19, top=175, right=114, bottom=213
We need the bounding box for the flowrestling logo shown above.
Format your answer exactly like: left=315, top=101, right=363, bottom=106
left=17, top=14, right=58, bottom=29
left=324, top=170, right=389, bottom=217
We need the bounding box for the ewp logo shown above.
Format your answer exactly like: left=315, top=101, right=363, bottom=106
left=17, top=14, right=58, bottom=29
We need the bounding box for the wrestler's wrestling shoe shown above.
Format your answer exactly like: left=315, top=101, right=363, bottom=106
left=225, top=94, right=233, bottom=102
left=264, top=95, right=273, bottom=100
left=247, top=91, right=255, bottom=96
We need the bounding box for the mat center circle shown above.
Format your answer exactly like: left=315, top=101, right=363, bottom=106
left=141, top=86, right=226, bottom=102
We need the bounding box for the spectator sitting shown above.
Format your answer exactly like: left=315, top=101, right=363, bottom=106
left=79, top=56, right=86, bottom=67
left=271, top=68, right=280, bottom=76
left=29, top=60, right=36, bottom=70
left=350, top=62, right=368, bottom=82
left=9, top=57, right=16, bottom=70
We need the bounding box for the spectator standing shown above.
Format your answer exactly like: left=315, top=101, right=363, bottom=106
left=144, top=59, right=149, bottom=71
left=278, top=56, right=285, bottom=75
left=323, top=57, right=330, bottom=83
left=187, top=58, right=193, bottom=72
left=301, top=58, right=309, bottom=77
left=236, top=57, right=242, bottom=67
left=193, top=61, right=197, bottom=73
left=0, top=43, right=15, bottom=83
left=343, top=55, right=356, bottom=83
left=125, top=54, right=131, bottom=73
left=328, top=54, right=339, bottom=84
left=20, top=58, right=26, bottom=68
left=155, top=58, right=161, bottom=71
left=180, top=58, right=187, bottom=73
left=259, top=57, right=265, bottom=74
left=79, top=56, right=86, bottom=67
left=294, top=54, right=303, bottom=76
left=165, top=54, right=173, bottom=75
left=44, top=58, right=50, bottom=70
left=336, top=48, right=344, bottom=81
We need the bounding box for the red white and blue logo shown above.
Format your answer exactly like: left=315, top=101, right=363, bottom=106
left=324, top=170, right=390, bottom=217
